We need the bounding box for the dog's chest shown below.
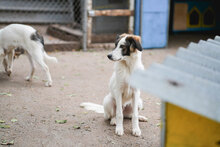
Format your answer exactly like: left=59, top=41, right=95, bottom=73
left=121, top=83, right=134, bottom=103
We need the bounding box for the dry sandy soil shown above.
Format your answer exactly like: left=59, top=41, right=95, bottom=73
left=0, top=33, right=214, bottom=147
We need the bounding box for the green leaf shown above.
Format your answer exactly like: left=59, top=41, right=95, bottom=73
left=11, top=119, right=17, bottom=123
left=56, top=107, right=60, bottom=112
left=68, top=94, right=76, bottom=97
left=0, top=93, right=12, bottom=97
left=156, top=123, right=160, bottom=127
left=55, top=120, right=67, bottom=124
left=73, top=125, right=80, bottom=129
left=156, top=102, right=161, bottom=106
left=64, top=83, right=69, bottom=86
left=9, top=140, right=14, bottom=145
left=0, top=124, right=10, bottom=129
left=1, top=140, right=14, bottom=145
left=0, top=120, right=5, bottom=123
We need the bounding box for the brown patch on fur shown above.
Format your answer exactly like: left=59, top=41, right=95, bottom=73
left=120, top=34, right=142, bottom=44
left=131, top=35, right=142, bottom=44
left=125, top=35, right=141, bottom=53
left=130, top=46, right=136, bottom=53
left=14, top=48, right=25, bottom=59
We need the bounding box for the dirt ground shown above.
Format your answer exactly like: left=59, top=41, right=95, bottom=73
left=0, top=33, right=215, bottom=147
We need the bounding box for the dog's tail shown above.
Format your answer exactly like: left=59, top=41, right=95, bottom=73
left=43, top=51, right=58, bottom=63
left=80, top=102, right=104, bottom=114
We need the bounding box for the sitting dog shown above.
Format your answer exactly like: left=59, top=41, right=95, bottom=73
left=81, top=34, right=147, bottom=137
left=0, top=24, right=57, bottom=86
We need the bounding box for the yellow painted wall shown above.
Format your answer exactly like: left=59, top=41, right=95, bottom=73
left=166, top=103, right=220, bottom=147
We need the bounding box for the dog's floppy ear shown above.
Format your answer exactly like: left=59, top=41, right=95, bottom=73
left=127, top=36, right=143, bottom=51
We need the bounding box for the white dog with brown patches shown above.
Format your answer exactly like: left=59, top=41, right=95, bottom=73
left=0, top=24, right=57, bottom=86
left=81, top=34, right=147, bottom=137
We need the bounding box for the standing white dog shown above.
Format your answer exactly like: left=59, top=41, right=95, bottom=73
left=0, top=24, right=57, bottom=86
left=81, top=34, right=147, bottom=137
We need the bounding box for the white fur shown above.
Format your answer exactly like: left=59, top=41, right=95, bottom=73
left=80, top=102, right=104, bottom=113
left=0, top=24, right=57, bottom=86
left=110, top=37, right=127, bottom=61
left=81, top=35, right=147, bottom=137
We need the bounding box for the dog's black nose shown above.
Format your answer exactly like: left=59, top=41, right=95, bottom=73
left=107, top=54, right=112, bottom=59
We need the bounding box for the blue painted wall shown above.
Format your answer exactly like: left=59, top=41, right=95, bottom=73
left=135, top=0, right=170, bottom=49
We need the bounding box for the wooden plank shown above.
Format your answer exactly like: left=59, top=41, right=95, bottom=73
left=45, top=42, right=81, bottom=52
left=88, top=43, right=114, bottom=49
left=88, top=9, right=134, bottom=17
left=91, top=34, right=117, bottom=43
left=47, top=25, right=82, bottom=41
left=49, top=25, right=83, bottom=37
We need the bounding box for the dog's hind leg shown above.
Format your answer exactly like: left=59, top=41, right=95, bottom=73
left=25, top=53, right=35, bottom=81
left=3, top=58, right=8, bottom=73
left=0, top=52, right=4, bottom=68
left=103, top=93, right=116, bottom=121
left=0, top=49, right=4, bottom=66
left=29, top=48, right=53, bottom=87
left=123, top=104, right=147, bottom=122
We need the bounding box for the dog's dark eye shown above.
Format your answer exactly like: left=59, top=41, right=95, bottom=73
left=120, top=45, right=125, bottom=48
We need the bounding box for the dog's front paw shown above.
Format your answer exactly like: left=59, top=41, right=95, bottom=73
left=45, top=81, right=52, bottom=87
left=110, top=117, right=116, bottom=126
left=115, top=126, right=124, bottom=136
left=132, top=127, right=141, bottom=137
left=6, top=70, right=12, bottom=76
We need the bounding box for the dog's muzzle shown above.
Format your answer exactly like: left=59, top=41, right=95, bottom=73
left=107, top=54, right=113, bottom=60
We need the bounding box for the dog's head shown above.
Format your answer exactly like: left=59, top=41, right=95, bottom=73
left=107, top=34, right=143, bottom=61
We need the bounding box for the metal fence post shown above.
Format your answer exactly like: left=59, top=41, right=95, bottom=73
left=82, top=0, right=88, bottom=51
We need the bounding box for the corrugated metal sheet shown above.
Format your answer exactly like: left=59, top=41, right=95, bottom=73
left=130, top=35, right=220, bottom=122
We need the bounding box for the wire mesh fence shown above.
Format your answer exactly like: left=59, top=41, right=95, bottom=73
left=0, top=0, right=84, bottom=51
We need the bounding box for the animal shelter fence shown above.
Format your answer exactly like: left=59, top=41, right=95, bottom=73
left=0, top=0, right=85, bottom=51
left=0, top=0, right=135, bottom=51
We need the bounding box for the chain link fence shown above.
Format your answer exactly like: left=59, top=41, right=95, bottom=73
left=0, top=0, right=84, bottom=51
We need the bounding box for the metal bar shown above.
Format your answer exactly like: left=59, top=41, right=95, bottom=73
left=128, top=0, right=134, bottom=33
left=88, top=9, right=134, bottom=17
left=87, top=0, right=92, bottom=46
left=82, top=0, right=88, bottom=51
left=161, top=101, right=167, bottom=147
left=134, top=0, right=141, bottom=35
